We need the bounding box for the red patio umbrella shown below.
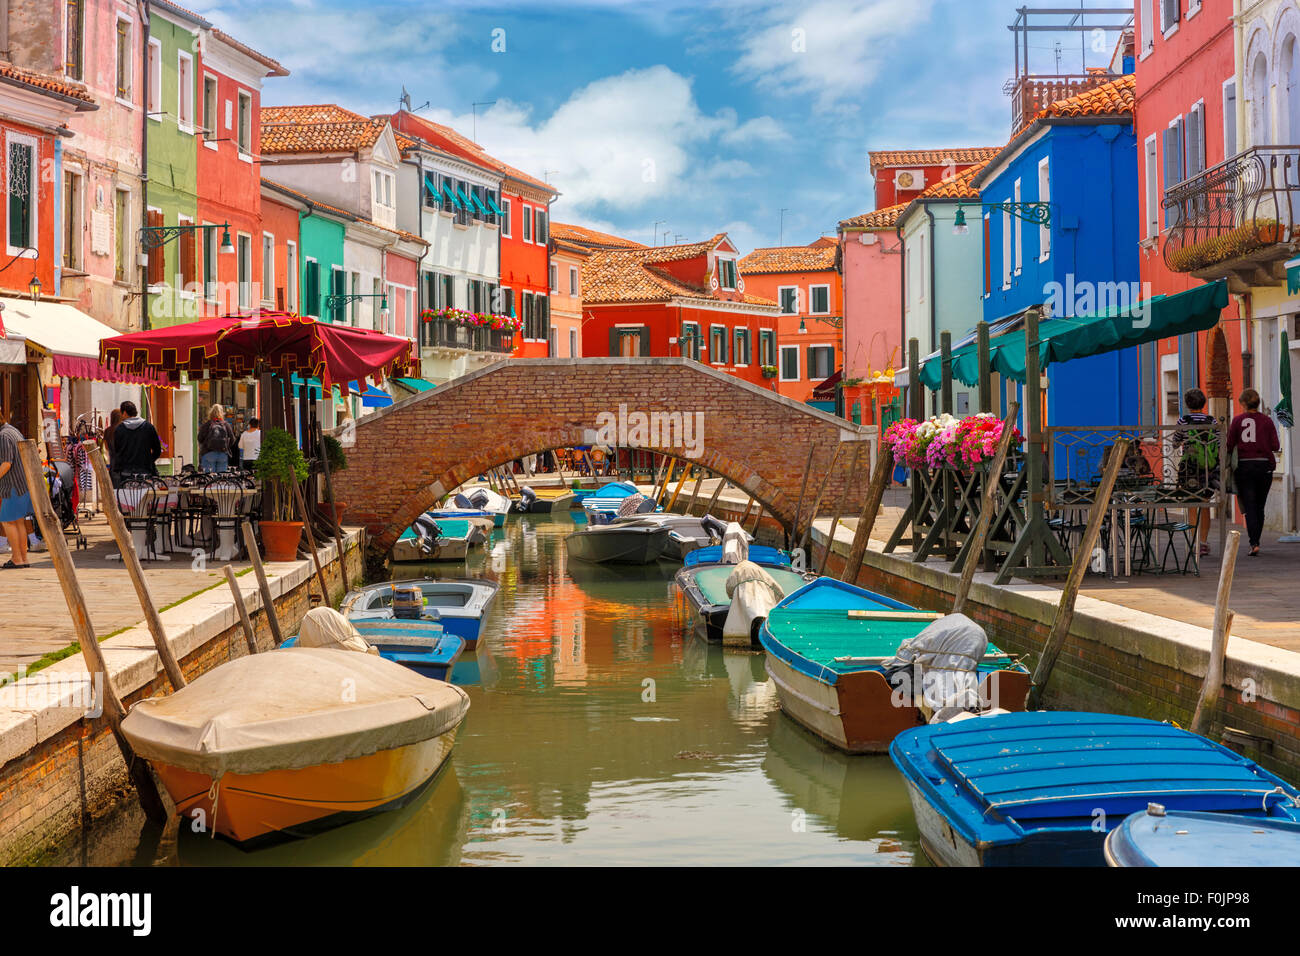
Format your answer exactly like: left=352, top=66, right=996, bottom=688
left=98, top=310, right=415, bottom=395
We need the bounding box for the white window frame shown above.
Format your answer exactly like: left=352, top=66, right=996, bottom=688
left=236, top=90, right=253, bottom=160
left=237, top=232, right=253, bottom=309
left=304, top=256, right=319, bottom=317
left=1001, top=206, right=1012, bottom=289
left=522, top=203, right=532, bottom=242
left=733, top=327, right=751, bottom=366
left=779, top=344, right=801, bottom=381
left=175, top=213, right=196, bottom=296
left=1037, top=157, right=1051, bottom=261
left=709, top=323, right=728, bottom=364
left=717, top=258, right=738, bottom=290
left=1162, top=0, right=1180, bottom=39
left=176, top=50, right=194, bottom=134
left=1144, top=133, right=1160, bottom=239
left=534, top=208, right=548, bottom=244
left=569, top=265, right=579, bottom=295
left=1223, top=77, right=1238, bottom=159
left=1140, top=0, right=1155, bottom=58
left=261, top=232, right=275, bottom=306
left=202, top=73, right=219, bottom=147
left=114, top=14, right=134, bottom=108
left=806, top=343, right=835, bottom=382
left=809, top=284, right=830, bottom=314
left=113, top=187, right=132, bottom=283
left=286, top=239, right=298, bottom=311
left=61, top=165, right=83, bottom=271
left=500, top=196, right=512, bottom=238
left=202, top=219, right=219, bottom=302
left=569, top=327, right=577, bottom=358
left=1187, top=0, right=1201, bottom=18
left=1013, top=178, right=1023, bottom=274
left=919, top=231, right=927, bottom=302
left=5, top=132, right=39, bottom=258
left=982, top=212, right=991, bottom=298
left=777, top=284, right=799, bottom=314
left=147, top=38, right=162, bottom=121
left=549, top=262, right=558, bottom=290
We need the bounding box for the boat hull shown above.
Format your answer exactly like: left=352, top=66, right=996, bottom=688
left=153, top=728, right=459, bottom=845
left=565, top=526, right=670, bottom=564
left=517, top=490, right=575, bottom=513
left=391, top=536, right=471, bottom=563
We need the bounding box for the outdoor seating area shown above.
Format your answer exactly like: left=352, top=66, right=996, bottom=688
left=113, top=472, right=261, bottom=563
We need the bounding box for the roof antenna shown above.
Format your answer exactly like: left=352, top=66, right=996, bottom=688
left=400, top=87, right=430, bottom=114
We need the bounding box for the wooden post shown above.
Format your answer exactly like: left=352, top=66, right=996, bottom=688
left=818, top=443, right=864, bottom=575
left=241, top=520, right=284, bottom=647
left=799, top=442, right=841, bottom=556
left=223, top=565, right=259, bottom=656
left=701, top=474, right=725, bottom=518
left=17, top=441, right=168, bottom=824
left=1027, top=437, right=1130, bottom=710
left=977, top=320, right=993, bottom=414
left=84, top=444, right=186, bottom=692
left=291, top=479, right=331, bottom=603
left=686, top=471, right=705, bottom=516
left=739, top=494, right=756, bottom=529
left=317, top=430, right=350, bottom=593
left=656, top=457, right=678, bottom=506
left=666, top=460, right=690, bottom=512
left=841, top=443, right=894, bottom=584
left=649, top=454, right=665, bottom=500
left=1024, top=307, right=1045, bottom=570
left=1190, top=530, right=1241, bottom=736
left=940, top=330, right=953, bottom=416
left=907, top=338, right=923, bottom=549
left=952, top=403, right=1020, bottom=615
left=790, top=443, right=818, bottom=548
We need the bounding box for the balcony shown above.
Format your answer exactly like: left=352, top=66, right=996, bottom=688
left=1162, top=146, right=1300, bottom=292
left=1005, top=72, right=1114, bottom=133
left=419, top=317, right=515, bottom=354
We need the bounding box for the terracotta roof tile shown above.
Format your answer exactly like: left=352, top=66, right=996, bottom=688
left=581, top=235, right=767, bottom=305
left=261, top=104, right=386, bottom=153
left=738, top=244, right=837, bottom=274
left=1036, top=73, right=1135, bottom=119
left=868, top=148, right=1001, bottom=173
left=838, top=203, right=907, bottom=230
left=550, top=221, right=645, bottom=250
left=209, top=28, right=289, bottom=77
left=0, top=63, right=96, bottom=107
left=389, top=112, right=554, bottom=195
left=916, top=159, right=990, bottom=201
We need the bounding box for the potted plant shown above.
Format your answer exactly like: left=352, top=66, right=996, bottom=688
left=254, top=428, right=309, bottom=561
left=318, top=434, right=349, bottom=525
left=761, top=364, right=778, bottom=379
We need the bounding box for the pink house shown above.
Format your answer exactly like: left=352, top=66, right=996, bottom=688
left=836, top=204, right=905, bottom=425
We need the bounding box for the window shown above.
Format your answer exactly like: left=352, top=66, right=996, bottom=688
left=1037, top=157, right=1051, bottom=260
left=115, top=17, right=132, bottom=102
left=807, top=345, right=835, bottom=380
left=176, top=215, right=196, bottom=291
left=66, top=0, right=85, bottom=81
left=484, top=189, right=499, bottom=225
left=203, top=222, right=218, bottom=301
left=810, top=285, right=830, bottom=314
left=535, top=209, right=548, bottom=244
left=329, top=268, right=346, bottom=322
left=500, top=197, right=511, bottom=237
left=62, top=170, right=82, bottom=270
left=203, top=75, right=218, bottom=141
left=6, top=135, right=36, bottom=253
left=1001, top=206, right=1012, bottom=288
left=569, top=266, right=578, bottom=295
left=349, top=271, right=360, bottom=324
left=286, top=241, right=297, bottom=311
left=144, top=209, right=164, bottom=286
left=237, top=91, right=252, bottom=155
left=759, top=329, right=775, bottom=367
left=1164, top=117, right=1185, bottom=227
left=613, top=326, right=647, bottom=357
left=1224, top=79, right=1238, bottom=158
left=177, top=52, right=193, bottom=132
left=1144, top=135, right=1160, bottom=238
left=261, top=233, right=274, bottom=305
left=569, top=328, right=578, bottom=358
left=780, top=344, right=800, bottom=381
left=717, top=258, right=738, bottom=290
left=919, top=230, right=927, bottom=301
left=237, top=234, right=252, bottom=308
left=982, top=213, right=991, bottom=295
left=1013, top=178, right=1023, bottom=274
left=549, top=262, right=558, bottom=291
left=778, top=286, right=798, bottom=314
left=1161, top=0, right=1180, bottom=34
left=710, top=324, right=729, bottom=364
left=1140, top=0, right=1154, bottom=55
left=733, top=328, right=751, bottom=365
left=147, top=40, right=161, bottom=118
left=114, top=188, right=129, bottom=282
left=303, top=258, right=320, bottom=316
left=441, top=273, right=454, bottom=310
left=680, top=322, right=701, bottom=360
left=500, top=286, right=514, bottom=319
left=522, top=205, right=532, bottom=242
left=1186, top=101, right=1206, bottom=180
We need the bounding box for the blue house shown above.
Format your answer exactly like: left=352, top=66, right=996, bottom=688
left=972, top=74, right=1141, bottom=429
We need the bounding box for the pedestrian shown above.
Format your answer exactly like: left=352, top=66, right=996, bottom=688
left=111, top=400, right=162, bottom=485
left=103, top=407, right=123, bottom=473
left=1172, top=387, right=1219, bottom=557
left=237, top=416, right=262, bottom=471
left=0, top=410, right=32, bottom=568
left=1227, top=387, right=1281, bottom=557
left=198, top=404, right=235, bottom=473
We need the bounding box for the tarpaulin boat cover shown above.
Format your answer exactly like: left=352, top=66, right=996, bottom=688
left=722, top=561, right=786, bottom=643
left=721, top=523, right=748, bottom=564
left=296, top=607, right=379, bottom=655
left=881, top=613, right=989, bottom=711
left=121, top=648, right=469, bottom=777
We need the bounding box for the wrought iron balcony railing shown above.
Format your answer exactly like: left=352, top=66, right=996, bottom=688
left=419, top=318, right=515, bottom=354
left=1162, top=145, right=1300, bottom=282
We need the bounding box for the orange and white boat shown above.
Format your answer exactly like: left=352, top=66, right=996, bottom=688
left=121, top=614, right=469, bottom=845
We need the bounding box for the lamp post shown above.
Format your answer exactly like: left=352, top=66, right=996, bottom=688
left=952, top=202, right=1051, bottom=237
left=139, top=221, right=235, bottom=253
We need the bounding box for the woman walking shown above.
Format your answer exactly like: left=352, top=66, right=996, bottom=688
left=0, top=412, right=32, bottom=568
left=1228, top=388, right=1281, bottom=557
left=198, top=404, right=235, bottom=473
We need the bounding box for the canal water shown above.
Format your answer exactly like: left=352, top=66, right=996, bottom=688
left=49, top=512, right=924, bottom=866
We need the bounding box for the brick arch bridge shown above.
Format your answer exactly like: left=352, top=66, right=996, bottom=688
left=332, top=358, right=877, bottom=553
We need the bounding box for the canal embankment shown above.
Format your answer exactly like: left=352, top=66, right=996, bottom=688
left=0, top=528, right=364, bottom=866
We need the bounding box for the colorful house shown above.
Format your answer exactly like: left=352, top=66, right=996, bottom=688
left=836, top=204, right=905, bottom=426
left=549, top=234, right=589, bottom=358
left=738, top=240, right=843, bottom=407
left=868, top=148, right=1001, bottom=212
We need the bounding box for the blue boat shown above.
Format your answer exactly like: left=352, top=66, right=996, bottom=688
left=582, top=481, right=652, bottom=524
left=1106, top=806, right=1300, bottom=867
left=891, top=711, right=1300, bottom=866
left=342, top=578, right=499, bottom=651
left=760, top=578, right=1029, bottom=753
left=684, top=545, right=792, bottom=567
left=282, top=619, right=464, bottom=682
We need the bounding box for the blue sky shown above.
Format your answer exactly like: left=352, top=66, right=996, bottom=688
left=191, top=0, right=1129, bottom=252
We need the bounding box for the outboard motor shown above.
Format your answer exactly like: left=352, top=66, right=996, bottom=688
left=468, top=489, right=491, bottom=509
left=881, top=613, right=990, bottom=717
left=721, top=522, right=749, bottom=564
left=722, top=561, right=786, bottom=646
left=617, top=493, right=648, bottom=517
left=518, top=486, right=537, bottom=512
left=411, top=514, right=443, bottom=553
left=392, top=584, right=425, bottom=620
left=452, top=493, right=473, bottom=509
left=701, top=514, right=728, bottom=543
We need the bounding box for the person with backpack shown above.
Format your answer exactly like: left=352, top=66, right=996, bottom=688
left=1173, top=387, right=1219, bottom=558
left=198, top=404, right=236, bottom=473
left=111, top=400, right=163, bottom=485
left=1228, top=388, right=1282, bottom=557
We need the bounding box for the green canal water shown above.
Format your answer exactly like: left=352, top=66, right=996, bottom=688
left=52, top=513, right=924, bottom=866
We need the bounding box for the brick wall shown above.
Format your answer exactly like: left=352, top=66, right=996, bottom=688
left=335, top=358, right=875, bottom=551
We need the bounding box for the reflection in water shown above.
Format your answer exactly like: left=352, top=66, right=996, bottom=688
left=59, top=511, right=922, bottom=866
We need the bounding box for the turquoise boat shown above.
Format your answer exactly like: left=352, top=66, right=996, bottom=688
left=391, top=516, right=488, bottom=563
left=675, top=561, right=813, bottom=645
left=283, top=611, right=465, bottom=682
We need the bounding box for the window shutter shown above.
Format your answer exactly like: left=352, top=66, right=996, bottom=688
left=639, top=327, right=650, bottom=357
left=179, top=227, right=196, bottom=289
left=146, top=209, right=165, bottom=285
left=608, top=327, right=619, bottom=356
left=1163, top=126, right=1182, bottom=228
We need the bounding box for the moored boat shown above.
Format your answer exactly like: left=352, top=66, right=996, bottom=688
left=891, top=711, right=1300, bottom=866
left=565, top=519, right=672, bottom=564
left=516, top=486, right=576, bottom=513
left=676, top=560, right=814, bottom=644
left=342, top=578, right=500, bottom=651
left=1105, top=805, right=1300, bottom=867
left=684, top=544, right=791, bottom=567
left=391, top=516, right=488, bottom=563
left=609, top=513, right=731, bottom=561
left=457, top=487, right=511, bottom=527
left=282, top=603, right=465, bottom=681
left=426, top=504, right=496, bottom=536
left=758, top=578, right=1029, bottom=753
left=120, top=637, right=470, bottom=845
left=581, top=481, right=644, bottom=524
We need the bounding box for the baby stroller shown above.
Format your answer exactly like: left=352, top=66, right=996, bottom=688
left=40, top=458, right=87, bottom=550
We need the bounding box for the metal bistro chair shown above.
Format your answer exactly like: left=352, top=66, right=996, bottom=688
left=1153, top=506, right=1199, bottom=576
left=205, top=476, right=252, bottom=562
left=175, top=472, right=216, bottom=556
left=116, top=476, right=166, bottom=561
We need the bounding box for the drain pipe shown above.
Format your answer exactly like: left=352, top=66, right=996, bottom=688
left=139, top=0, right=151, bottom=331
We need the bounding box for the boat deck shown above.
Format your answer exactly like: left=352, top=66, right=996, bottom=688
left=690, top=565, right=809, bottom=606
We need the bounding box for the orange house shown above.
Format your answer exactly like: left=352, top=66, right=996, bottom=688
left=739, top=239, right=842, bottom=405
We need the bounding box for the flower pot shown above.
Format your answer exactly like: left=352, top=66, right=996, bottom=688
left=318, top=501, right=348, bottom=526
left=261, top=521, right=303, bottom=562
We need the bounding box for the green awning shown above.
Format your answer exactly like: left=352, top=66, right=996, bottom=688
left=486, top=194, right=504, bottom=216
left=468, top=192, right=490, bottom=216
left=919, top=280, right=1229, bottom=390
left=424, top=175, right=441, bottom=206
left=1287, top=256, right=1300, bottom=295
left=393, top=377, right=436, bottom=394
left=456, top=187, right=474, bottom=210
left=440, top=181, right=462, bottom=209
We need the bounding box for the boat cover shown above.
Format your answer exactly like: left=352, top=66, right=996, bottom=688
left=722, top=562, right=786, bottom=643
left=721, top=523, right=748, bottom=564
left=297, top=607, right=379, bottom=655
left=618, top=493, right=653, bottom=516
left=881, top=613, right=989, bottom=711
left=121, top=648, right=470, bottom=777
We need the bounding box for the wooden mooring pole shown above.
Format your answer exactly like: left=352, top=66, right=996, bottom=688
left=952, top=402, right=1020, bottom=615
left=17, top=440, right=168, bottom=824
left=789, top=443, right=818, bottom=549
left=242, top=520, right=285, bottom=646
left=840, top=443, right=894, bottom=584
left=223, top=566, right=259, bottom=656
left=1190, top=530, right=1241, bottom=736
left=291, top=480, right=331, bottom=604
left=1027, top=437, right=1129, bottom=710
left=798, top=442, right=842, bottom=557
left=817, top=443, right=863, bottom=576
left=317, top=430, right=350, bottom=593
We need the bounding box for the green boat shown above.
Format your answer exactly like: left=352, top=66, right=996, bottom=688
left=391, top=517, right=488, bottom=563
left=674, top=561, right=814, bottom=645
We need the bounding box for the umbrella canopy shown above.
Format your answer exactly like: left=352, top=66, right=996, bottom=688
left=98, top=310, right=414, bottom=395
left=1280, top=330, right=1294, bottom=429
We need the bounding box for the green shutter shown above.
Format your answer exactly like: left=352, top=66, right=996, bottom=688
left=609, top=327, right=619, bottom=356
left=639, top=327, right=650, bottom=356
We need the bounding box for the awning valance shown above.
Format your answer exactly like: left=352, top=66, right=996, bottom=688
left=918, top=281, right=1229, bottom=390
left=1, top=298, right=171, bottom=385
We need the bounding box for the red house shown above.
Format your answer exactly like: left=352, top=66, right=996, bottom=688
left=562, top=226, right=779, bottom=387
left=868, top=148, right=1001, bottom=211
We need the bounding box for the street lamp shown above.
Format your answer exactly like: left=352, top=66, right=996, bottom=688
left=28, top=274, right=41, bottom=302
left=952, top=202, right=1051, bottom=237
left=219, top=225, right=235, bottom=255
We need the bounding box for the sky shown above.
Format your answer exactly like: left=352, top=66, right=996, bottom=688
left=188, top=0, right=1131, bottom=253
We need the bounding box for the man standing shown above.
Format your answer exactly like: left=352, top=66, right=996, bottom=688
left=111, top=400, right=162, bottom=485
left=0, top=412, right=32, bottom=568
